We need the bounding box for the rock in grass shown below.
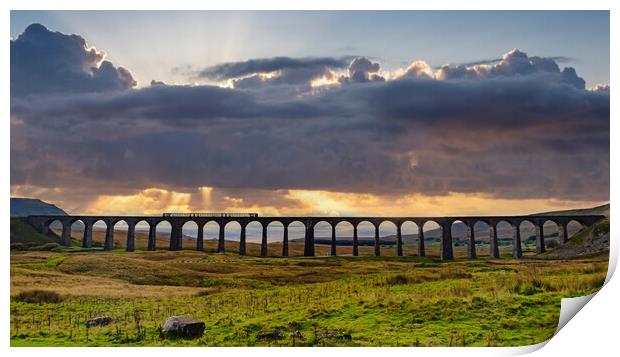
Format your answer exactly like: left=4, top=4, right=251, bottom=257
left=256, top=328, right=284, bottom=340
left=317, top=328, right=352, bottom=340
left=86, top=316, right=112, bottom=328
left=161, top=316, right=205, bottom=339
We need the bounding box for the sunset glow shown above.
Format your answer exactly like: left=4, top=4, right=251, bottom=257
left=10, top=185, right=608, bottom=217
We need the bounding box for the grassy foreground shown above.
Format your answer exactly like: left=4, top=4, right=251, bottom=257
left=10, top=246, right=608, bottom=347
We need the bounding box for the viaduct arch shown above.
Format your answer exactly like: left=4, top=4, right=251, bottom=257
left=26, top=214, right=604, bottom=260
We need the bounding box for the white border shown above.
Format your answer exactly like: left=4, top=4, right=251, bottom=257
left=2, top=1, right=616, bottom=357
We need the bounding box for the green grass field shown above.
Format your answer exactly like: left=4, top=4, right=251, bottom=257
left=10, top=246, right=608, bottom=347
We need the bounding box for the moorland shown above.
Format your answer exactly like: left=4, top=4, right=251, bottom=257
left=10, top=217, right=609, bottom=347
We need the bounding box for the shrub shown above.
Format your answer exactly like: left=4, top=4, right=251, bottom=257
left=593, top=220, right=610, bottom=236
left=471, top=296, right=488, bottom=307
left=379, top=274, right=438, bottom=286
left=386, top=274, right=412, bottom=285
left=521, top=285, right=542, bottom=296
left=195, top=290, right=210, bottom=297
left=13, top=290, right=64, bottom=304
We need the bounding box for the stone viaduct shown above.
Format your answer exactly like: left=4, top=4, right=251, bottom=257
left=25, top=213, right=604, bottom=260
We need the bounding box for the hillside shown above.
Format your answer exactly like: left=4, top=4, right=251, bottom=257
left=537, top=218, right=610, bottom=259
left=10, top=218, right=58, bottom=245
left=10, top=197, right=67, bottom=217
left=532, top=203, right=609, bottom=218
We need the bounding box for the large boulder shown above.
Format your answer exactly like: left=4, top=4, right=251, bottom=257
left=161, top=316, right=205, bottom=339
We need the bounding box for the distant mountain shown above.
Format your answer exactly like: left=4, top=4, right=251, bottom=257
left=10, top=197, right=68, bottom=217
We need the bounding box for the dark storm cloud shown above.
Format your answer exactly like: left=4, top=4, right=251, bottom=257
left=10, top=25, right=610, bottom=203
left=195, top=56, right=375, bottom=89
left=11, top=84, right=328, bottom=129
left=198, top=56, right=350, bottom=80
left=10, top=24, right=136, bottom=97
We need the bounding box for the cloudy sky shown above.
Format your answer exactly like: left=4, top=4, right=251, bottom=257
left=10, top=11, right=610, bottom=216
